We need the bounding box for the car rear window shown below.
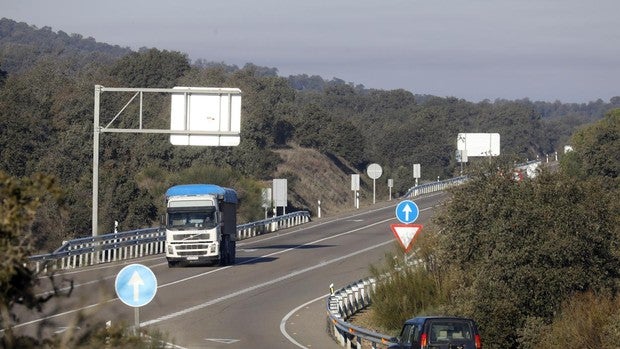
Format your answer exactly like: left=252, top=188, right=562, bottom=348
left=429, top=320, right=473, bottom=342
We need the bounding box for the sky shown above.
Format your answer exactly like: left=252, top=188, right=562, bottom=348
left=3, top=0, right=619, bottom=103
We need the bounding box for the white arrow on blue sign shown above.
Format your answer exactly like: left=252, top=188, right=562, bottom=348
left=115, top=264, right=157, bottom=307
left=395, top=200, right=419, bottom=224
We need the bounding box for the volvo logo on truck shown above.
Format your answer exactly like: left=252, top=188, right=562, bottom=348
left=164, top=184, right=238, bottom=267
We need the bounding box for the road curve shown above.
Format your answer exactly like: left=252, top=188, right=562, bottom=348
left=16, top=192, right=448, bottom=348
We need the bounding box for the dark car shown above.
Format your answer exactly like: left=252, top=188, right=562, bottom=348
left=388, top=316, right=482, bottom=349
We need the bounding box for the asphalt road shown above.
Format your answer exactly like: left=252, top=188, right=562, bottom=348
left=15, top=192, right=447, bottom=348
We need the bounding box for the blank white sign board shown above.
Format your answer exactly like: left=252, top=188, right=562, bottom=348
left=170, top=87, right=241, bottom=146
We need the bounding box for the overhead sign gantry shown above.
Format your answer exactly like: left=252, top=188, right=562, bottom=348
left=92, top=85, right=242, bottom=236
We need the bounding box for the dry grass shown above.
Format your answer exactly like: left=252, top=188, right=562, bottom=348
left=273, top=145, right=368, bottom=217
left=346, top=308, right=395, bottom=348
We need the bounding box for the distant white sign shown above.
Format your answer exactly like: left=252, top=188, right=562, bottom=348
left=457, top=133, right=500, bottom=157
left=351, top=174, right=360, bottom=191
left=170, top=87, right=242, bottom=146
left=261, top=188, right=272, bottom=209
left=272, top=179, right=287, bottom=207
left=413, top=164, right=421, bottom=178
left=456, top=150, right=468, bottom=163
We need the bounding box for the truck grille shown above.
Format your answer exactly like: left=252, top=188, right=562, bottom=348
left=172, top=233, right=210, bottom=241
left=174, top=244, right=210, bottom=250
left=178, top=251, right=208, bottom=256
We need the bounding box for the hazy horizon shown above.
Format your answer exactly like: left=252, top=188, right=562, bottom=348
left=3, top=0, right=619, bottom=103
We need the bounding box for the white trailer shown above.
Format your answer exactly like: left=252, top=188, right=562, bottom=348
left=164, top=184, right=237, bottom=267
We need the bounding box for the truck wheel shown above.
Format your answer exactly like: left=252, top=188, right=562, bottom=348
left=229, top=240, right=236, bottom=265
left=220, top=237, right=230, bottom=266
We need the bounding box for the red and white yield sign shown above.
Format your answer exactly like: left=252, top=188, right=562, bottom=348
left=390, top=224, right=423, bottom=253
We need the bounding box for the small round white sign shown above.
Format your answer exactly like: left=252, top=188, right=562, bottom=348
left=366, top=163, right=383, bottom=179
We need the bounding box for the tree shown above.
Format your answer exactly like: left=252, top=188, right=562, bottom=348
left=0, top=170, right=174, bottom=347
left=433, top=160, right=620, bottom=348
left=561, top=108, right=619, bottom=180
left=0, top=66, right=7, bottom=87
left=109, top=48, right=190, bottom=88
left=0, top=171, right=65, bottom=347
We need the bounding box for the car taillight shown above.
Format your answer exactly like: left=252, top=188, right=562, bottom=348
left=475, top=333, right=482, bottom=348
left=420, top=333, right=427, bottom=348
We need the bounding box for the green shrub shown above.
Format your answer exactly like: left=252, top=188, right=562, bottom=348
left=369, top=231, right=447, bottom=333
left=371, top=261, right=441, bottom=331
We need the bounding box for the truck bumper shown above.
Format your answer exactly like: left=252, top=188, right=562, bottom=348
left=166, top=242, right=219, bottom=265
left=166, top=256, right=218, bottom=265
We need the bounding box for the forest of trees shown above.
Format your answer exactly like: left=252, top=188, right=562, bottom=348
left=1, top=17, right=618, bottom=253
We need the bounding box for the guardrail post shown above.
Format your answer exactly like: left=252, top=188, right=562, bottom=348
left=351, top=284, right=360, bottom=311
left=336, top=328, right=345, bottom=346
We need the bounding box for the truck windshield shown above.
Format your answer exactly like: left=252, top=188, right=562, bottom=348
left=168, top=209, right=217, bottom=230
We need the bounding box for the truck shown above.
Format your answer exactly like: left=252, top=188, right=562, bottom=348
left=164, top=184, right=237, bottom=267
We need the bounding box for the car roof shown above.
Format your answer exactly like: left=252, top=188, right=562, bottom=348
left=404, top=316, right=476, bottom=324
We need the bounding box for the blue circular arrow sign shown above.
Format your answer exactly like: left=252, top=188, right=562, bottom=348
left=115, top=264, right=157, bottom=307
left=395, top=200, right=419, bottom=224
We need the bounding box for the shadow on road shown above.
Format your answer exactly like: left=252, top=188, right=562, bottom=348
left=252, top=244, right=335, bottom=250
left=235, top=256, right=278, bottom=265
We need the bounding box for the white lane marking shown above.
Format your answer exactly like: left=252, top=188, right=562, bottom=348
left=141, top=238, right=394, bottom=327
left=205, top=338, right=240, bottom=344
left=53, top=326, right=80, bottom=334
left=280, top=294, right=329, bottom=349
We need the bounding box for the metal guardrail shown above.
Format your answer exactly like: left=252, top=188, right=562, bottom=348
left=404, top=176, right=468, bottom=199
left=404, top=158, right=548, bottom=199
left=327, top=277, right=395, bottom=349
left=29, top=211, right=311, bottom=273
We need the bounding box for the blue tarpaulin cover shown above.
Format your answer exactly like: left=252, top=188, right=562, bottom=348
left=165, top=184, right=237, bottom=203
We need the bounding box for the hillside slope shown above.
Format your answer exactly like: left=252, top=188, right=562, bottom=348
left=273, top=145, right=370, bottom=216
